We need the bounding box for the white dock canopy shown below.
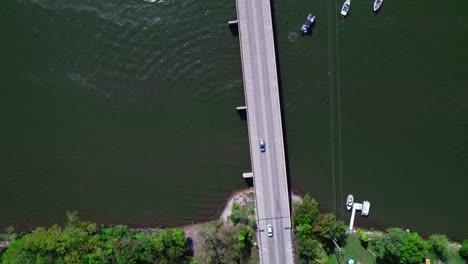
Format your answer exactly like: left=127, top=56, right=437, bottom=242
left=361, top=201, right=371, bottom=216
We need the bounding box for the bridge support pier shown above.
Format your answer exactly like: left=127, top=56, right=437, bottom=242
left=242, top=172, right=253, bottom=179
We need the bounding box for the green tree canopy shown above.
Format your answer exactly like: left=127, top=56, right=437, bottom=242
left=312, top=213, right=347, bottom=242
left=193, top=222, right=226, bottom=264
left=427, top=234, right=449, bottom=262
left=459, top=239, right=468, bottom=261
left=295, top=224, right=313, bottom=241
left=292, top=194, right=319, bottom=227
left=371, top=228, right=428, bottom=264
left=297, top=238, right=327, bottom=264
left=1, top=216, right=191, bottom=264
left=151, top=228, right=190, bottom=263
left=193, top=222, right=255, bottom=264
left=358, top=229, right=369, bottom=248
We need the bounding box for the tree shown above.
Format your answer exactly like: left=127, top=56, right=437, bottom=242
left=295, top=224, right=313, bottom=240
left=459, top=239, right=468, bottom=261
left=1, top=215, right=193, bottom=264
left=151, top=228, right=190, bottom=263
left=427, top=234, right=449, bottom=262
left=292, top=194, right=319, bottom=227
left=297, top=238, right=327, bottom=264
left=371, top=228, right=428, bottom=264
left=312, top=213, right=347, bottom=242
left=193, top=222, right=225, bottom=264
left=1, top=237, right=35, bottom=264
left=224, top=226, right=253, bottom=263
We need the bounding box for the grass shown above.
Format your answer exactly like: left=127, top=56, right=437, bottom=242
left=328, top=233, right=466, bottom=264
left=328, top=234, right=376, bottom=264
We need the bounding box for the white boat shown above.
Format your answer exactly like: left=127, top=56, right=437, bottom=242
left=340, top=0, right=351, bottom=17
left=361, top=200, right=371, bottom=216
left=346, top=194, right=354, bottom=211
left=373, top=0, right=383, bottom=12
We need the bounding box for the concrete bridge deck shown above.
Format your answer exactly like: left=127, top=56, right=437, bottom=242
left=235, top=0, right=294, bottom=263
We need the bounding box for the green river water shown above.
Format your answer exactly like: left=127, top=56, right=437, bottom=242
left=1, top=0, right=467, bottom=240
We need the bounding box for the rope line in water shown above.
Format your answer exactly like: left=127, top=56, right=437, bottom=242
left=334, top=0, right=345, bottom=218
left=327, top=0, right=345, bottom=216
left=327, top=0, right=337, bottom=215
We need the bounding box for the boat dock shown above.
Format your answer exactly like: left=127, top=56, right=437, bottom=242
left=347, top=196, right=371, bottom=231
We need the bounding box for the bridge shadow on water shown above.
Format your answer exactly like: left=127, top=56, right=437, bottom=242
left=237, top=108, right=247, bottom=120
left=269, top=0, right=294, bottom=214
left=244, top=177, right=254, bottom=188
left=228, top=21, right=239, bottom=36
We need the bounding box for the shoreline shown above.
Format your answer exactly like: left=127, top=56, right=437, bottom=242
left=1, top=189, right=465, bottom=254
left=182, top=188, right=302, bottom=251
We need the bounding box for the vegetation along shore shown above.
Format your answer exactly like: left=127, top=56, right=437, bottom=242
left=1, top=189, right=467, bottom=263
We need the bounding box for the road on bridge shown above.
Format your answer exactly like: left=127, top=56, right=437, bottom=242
left=235, top=0, right=294, bottom=263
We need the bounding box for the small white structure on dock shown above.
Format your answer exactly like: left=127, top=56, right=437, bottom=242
left=346, top=194, right=371, bottom=231
left=361, top=200, right=371, bottom=216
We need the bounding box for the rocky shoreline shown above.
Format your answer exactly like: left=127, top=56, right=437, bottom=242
left=183, top=188, right=302, bottom=251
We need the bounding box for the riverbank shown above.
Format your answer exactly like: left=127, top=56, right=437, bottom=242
left=1, top=190, right=466, bottom=264
left=183, top=188, right=301, bottom=252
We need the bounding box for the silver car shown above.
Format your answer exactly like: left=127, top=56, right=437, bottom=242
left=260, top=139, right=266, bottom=152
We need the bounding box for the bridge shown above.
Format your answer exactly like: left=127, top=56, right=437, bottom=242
left=234, top=0, right=294, bottom=262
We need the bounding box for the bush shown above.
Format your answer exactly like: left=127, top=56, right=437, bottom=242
left=248, top=207, right=255, bottom=216
left=358, top=229, right=369, bottom=248
left=459, top=239, right=468, bottom=261
left=228, top=201, right=256, bottom=228
left=211, top=220, right=222, bottom=229
left=428, top=234, right=449, bottom=262
left=228, top=207, right=248, bottom=225
left=248, top=218, right=257, bottom=230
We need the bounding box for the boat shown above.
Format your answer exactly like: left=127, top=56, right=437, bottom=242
left=373, top=0, right=383, bottom=12
left=340, top=0, right=351, bottom=17
left=361, top=200, right=371, bottom=216
left=300, top=14, right=316, bottom=34
left=346, top=194, right=354, bottom=211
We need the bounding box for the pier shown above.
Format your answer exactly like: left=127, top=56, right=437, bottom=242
left=348, top=200, right=371, bottom=231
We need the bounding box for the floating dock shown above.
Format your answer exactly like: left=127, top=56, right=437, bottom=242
left=361, top=200, right=371, bottom=216
left=347, top=195, right=371, bottom=231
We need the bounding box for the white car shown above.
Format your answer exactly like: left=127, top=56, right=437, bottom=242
left=267, top=224, right=273, bottom=237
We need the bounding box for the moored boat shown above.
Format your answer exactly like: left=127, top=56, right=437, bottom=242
left=340, top=0, right=351, bottom=17
left=373, top=0, right=383, bottom=12
left=300, top=14, right=316, bottom=34
left=346, top=194, right=354, bottom=211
